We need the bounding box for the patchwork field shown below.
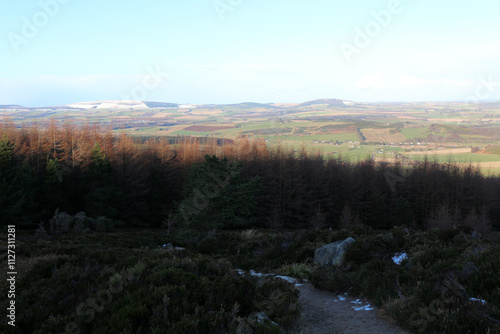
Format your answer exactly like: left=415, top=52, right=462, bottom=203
left=4, top=100, right=500, bottom=172
left=361, top=128, right=407, bottom=143
left=183, top=125, right=235, bottom=132
left=408, top=148, right=472, bottom=155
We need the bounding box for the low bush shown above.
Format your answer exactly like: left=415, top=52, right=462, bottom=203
left=309, top=227, right=500, bottom=333
left=0, top=230, right=301, bottom=334
left=3, top=225, right=499, bottom=333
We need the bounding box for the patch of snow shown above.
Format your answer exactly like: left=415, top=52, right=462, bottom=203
left=354, top=304, right=374, bottom=311
left=68, top=100, right=148, bottom=110
left=469, top=298, right=487, bottom=305
left=236, top=269, right=304, bottom=287
left=333, top=293, right=373, bottom=311
left=392, top=252, right=408, bottom=265
left=249, top=270, right=273, bottom=277
left=275, top=275, right=298, bottom=284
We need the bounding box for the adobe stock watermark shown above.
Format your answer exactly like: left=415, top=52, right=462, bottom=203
left=465, top=75, right=500, bottom=104
left=121, top=65, right=169, bottom=101
left=408, top=278, right=467, bottom=333
left=340, top=0, right=412, bottom=63
left=178, top=164, right=236, bottom=224
left=213, top=0, right=243, bottom=21
left=385, top=165, right=414, bottom=192
left=7, top=0, right=73, bottom=54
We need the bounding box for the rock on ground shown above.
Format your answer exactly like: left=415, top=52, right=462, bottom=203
left=314, top=237, right=356, bottom=266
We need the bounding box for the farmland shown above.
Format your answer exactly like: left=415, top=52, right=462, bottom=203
left=3, top=99, right=500, bottom=334
left=3, top=99, right=500, bottom=172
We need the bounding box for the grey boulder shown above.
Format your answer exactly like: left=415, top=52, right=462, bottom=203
left=314, top=237, right=355, bottom=266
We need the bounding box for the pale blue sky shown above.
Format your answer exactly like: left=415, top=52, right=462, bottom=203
left=1, top=0, right=499, bottom=106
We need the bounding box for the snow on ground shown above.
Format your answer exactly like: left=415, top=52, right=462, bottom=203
left=335, top=293, right=348, bottom=301
left=237, top=270, right=304, bottom=287
left=331, top=294, right=373, bottom=311
left=392, top=252, right=408, bottom=265
left=297, top=284, right=409, bottom=333
left=237, top=270, right=375, bottom=311
left=275, top=275, right=299, bottom=284
left=68, top=100, right=148, bottom=110
left=354, top=304, right=374, bottom=311
left=469, top=298, right=487, bottom=305
left=249, top=270, right=273, bottom=278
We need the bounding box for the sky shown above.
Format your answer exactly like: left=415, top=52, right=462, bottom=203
left=1, top=0, right=500, bottom=106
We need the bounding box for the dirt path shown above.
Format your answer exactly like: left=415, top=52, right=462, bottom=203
left=242, top=271, right=409, bottom=333
left=296, top=283, right=410, bottom=334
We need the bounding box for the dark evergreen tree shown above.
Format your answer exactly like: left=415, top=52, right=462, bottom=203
left=0, top=136, right=37, bottom=226
left=84, top=143, right=122, bottom=219
left=39, top=158, right=65, bottom=216
left=177, top=155, right=261, bottom=232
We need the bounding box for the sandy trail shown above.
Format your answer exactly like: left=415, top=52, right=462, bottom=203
left=296, top=284, right=409, bottom=334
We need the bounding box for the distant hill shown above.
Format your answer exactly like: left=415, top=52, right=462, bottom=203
left=1, top=99, right=359, bottom=111
left=41, top=105, right=79, bottom=110
left=221, top=102, right=279, bottom=109
left=67, top=100, right=179, bottom=110
left=67, top=100, right=149, bottom=110
left=0, top=105, right=25, bottom=109
left=143, top=101, right=179, bottom=108
left=297, top=99, right=355, bottom=107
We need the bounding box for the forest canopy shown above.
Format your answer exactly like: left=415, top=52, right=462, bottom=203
left=0, top=120, right=498, bottom=233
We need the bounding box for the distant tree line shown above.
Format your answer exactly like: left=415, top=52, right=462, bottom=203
left=1, top=120, right=498, bottom=232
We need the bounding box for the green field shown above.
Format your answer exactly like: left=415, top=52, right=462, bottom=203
left=400, top=127, right=430, bottom=140
left=407, top=152, right=500, bottom=163
left=267, top=133, right=359, bottom=142
left=4, top=100, right=500, bottom=171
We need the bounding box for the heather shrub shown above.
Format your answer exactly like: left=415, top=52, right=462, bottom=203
left=254, top=277, right=302, bottom=331
left=275, top=263, right=313, bottom=280
left=1, top=230, right=300, bottom=334
left=309, top=227, right=500, bottom=333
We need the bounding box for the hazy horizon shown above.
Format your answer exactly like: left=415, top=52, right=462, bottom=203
left=4, top=98, right=500, bottom=109
left=2, top=0, right=500, bottom=106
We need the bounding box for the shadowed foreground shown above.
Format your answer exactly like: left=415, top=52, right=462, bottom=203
left=297, top=284, right=409, bottom=334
